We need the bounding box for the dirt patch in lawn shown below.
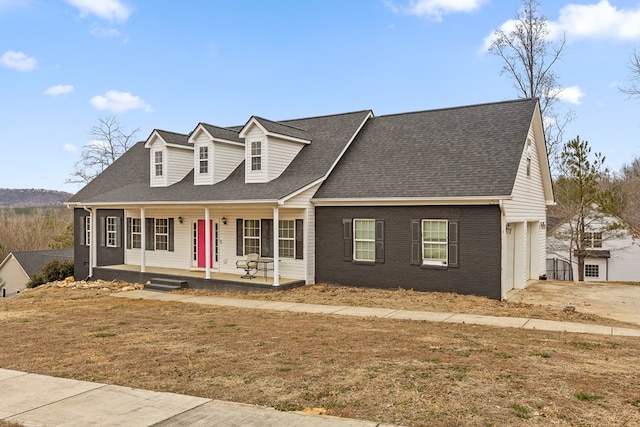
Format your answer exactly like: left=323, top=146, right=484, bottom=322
left=1, top=283, right=639, bottom=426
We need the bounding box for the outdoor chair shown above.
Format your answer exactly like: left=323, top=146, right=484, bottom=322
left=236, top=253, right=259, bottom=279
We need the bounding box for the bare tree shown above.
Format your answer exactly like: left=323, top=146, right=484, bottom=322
left=67, top=116, right=139, bottom=185
left=620, top=49, right=640, bottom=97
left=489, top=0, right=571, bottom=173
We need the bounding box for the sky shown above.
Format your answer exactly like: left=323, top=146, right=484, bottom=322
left=1, top=0, right=640, bottom=193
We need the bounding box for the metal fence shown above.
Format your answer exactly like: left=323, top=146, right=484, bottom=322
left=546, top=258, right=573, bottom=281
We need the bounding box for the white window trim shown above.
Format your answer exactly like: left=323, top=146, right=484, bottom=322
left=106, top=216, right=118, bottom=248
left=131, top=218, right=142, bottom=249
left=244, top=219, right=261, bottom=255
left=585, top=264, right=599, bottom=278
left=85, top=216, right=91, bottom=246
left=199, top=146, right=209, bottom=174
left=250, top=141, right=262, bottom=171
left=154, top=150, right=164, bottom=177
left=278, top=219, right=295, bottom=259
left=155, top=218, right=169, bottom=251
left=353, top=218, right=375, bottom=262
left=422, top=219, right=448, bottom=266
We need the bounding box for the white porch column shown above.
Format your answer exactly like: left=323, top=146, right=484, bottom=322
left=272, top=206, right=280, bottom=286
left=140, top=207, right=146, bottom=273
left=205, top=207, right=211, bottom=279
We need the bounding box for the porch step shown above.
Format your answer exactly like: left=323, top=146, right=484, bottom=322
left=146, top=277, right=188, bottom=292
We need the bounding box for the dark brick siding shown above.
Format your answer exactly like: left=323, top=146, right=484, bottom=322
left=315, top=205, right=502, bottom=299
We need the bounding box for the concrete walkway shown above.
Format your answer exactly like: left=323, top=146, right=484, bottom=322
left=114, top=289, right=640, bottom=337
left=0, top=369, right=398, bottom=427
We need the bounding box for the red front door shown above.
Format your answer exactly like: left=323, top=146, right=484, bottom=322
left=197, top=220, right=215, bottom=268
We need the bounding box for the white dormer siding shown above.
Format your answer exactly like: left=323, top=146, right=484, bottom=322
left=242, top=124, right=307, bottom=184
left=191, top=127, right=245, bottom=186
left=146, top=132, right=193, bottom=188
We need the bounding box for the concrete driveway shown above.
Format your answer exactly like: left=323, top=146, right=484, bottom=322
left=508, top=281, right=640, bottom=326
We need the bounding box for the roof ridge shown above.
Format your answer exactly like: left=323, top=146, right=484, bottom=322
left=280, top=109, right=373, bottom=124
left=155, top=129, right=189, bottom=137
left=375, top=98, right=536, bottom=119
left=252, top=116, right=309, bottom=132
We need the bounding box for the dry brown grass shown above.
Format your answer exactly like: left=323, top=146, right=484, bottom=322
left=1, top=283, right=639, bottom=427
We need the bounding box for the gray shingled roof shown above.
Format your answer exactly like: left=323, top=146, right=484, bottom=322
left=155, top=130, right=189, bottom=146
left=200, top=123, right=244, bottom=144
left=10, top=249, right=73, bottom=277
left=249, top=116, right=311, bottom=142
left=68, top=110, right=372, bottom=204
left=314, top=98, right=538, bottom=199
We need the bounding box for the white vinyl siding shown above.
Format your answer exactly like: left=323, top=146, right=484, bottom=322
left=243, top=126, right=305, bottom=183
left=124, top=206, right=311, bottom=282
left=167, top=147, right=193, bottom=186
left=0, top=255, right=30, bottom=297
left=214, top=142, right=245, bottom=183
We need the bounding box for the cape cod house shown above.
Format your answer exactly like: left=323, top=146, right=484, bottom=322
left=0, top=249, right=73, bottom=298
left=67, top=98, right=553, bottom=300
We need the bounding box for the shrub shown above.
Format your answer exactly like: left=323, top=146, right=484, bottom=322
left=27, top=258, right=74, bottom=288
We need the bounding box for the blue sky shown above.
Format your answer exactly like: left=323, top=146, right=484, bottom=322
left=1, top=0, right=639, bottom=192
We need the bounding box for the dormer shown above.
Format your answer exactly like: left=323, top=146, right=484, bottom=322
left=188, top=123, right=245, bottom=186
left=239, top=116, right=312, bottom=184
left=144, top=130, right=193, bottom=187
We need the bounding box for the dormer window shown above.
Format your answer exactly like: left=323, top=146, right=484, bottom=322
left=154, top=151, right=163, bottom=177
left=251, top=141, right=262, bottom=171
left=199, top=146, right=209, bottom=174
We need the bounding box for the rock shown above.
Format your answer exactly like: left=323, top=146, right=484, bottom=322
left=563, top=305, right=576, bottom=313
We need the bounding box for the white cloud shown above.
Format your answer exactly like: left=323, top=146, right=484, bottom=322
left=386, top=0, right=486, bottom=21
left=1, top=50, right=36, bottom=71
left=90, top=90, right=151, bottom=113
left=66, top=0, right=131, bottom=23
left=549, top=86, right=586, bottom=104
left=44, top=84, right=74, bottom=96
left=63, top=143, right=77, bottom=153
left=483, top=0, right=640, bottom=51
left=555, top=0, right=640, bottom=41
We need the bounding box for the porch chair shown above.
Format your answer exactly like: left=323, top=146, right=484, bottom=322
left=236, top=253, right=259, bottom=279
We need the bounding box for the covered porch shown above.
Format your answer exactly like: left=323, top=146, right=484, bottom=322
left=93, top=264, right=305, bottom=293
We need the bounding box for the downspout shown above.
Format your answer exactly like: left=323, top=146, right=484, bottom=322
left=499, top=200, right=507, bottom=300
left=83, top=206, right=93, bottom=279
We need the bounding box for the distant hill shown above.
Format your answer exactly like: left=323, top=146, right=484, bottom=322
left=0, top=188, right=73, bottom=208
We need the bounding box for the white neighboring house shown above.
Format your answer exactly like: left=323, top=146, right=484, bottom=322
left=0, top=249, right=73, bottom=297
left=547, top=211, right=640, bottom=282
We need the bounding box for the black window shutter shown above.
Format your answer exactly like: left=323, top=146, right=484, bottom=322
left=295, top=219, right=304, bottom=260
left=448, top=221, right=459, bottom=268
left=79, top=216, right=86, bottom=246
left=99, top=215, right=105, bottom=247
left=145, top=218, right=155, bottom=251
left=410, top=219, right=421, bottom=265
left=236, top=218, right=243, bottom=256
left=261, top=219, right=273, bottom=258
left=343, top=219, right=352, bottom=262
left=168, top=218, right=175, bottom=252
left=126, top=217, right=132, bottom=249
left=375, top=219, right=385, bottom=263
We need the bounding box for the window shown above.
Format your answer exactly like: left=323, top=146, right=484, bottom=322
left=279, top=220, right=295, bottom=258
left=155, top=218, right=169, bottom=250
left=584, top=232, right=603, bottom=248
left=199, top=146, right=209, bottom=174
left=422, top=220, right=448, bottom=265
left=244, top=219, right=260, bottom=255
left=250, top=141, right=262, bottom=171
left=85, top=216, right=91, bottom=246
left=353, top=219, right=375, bottom=261
left=154, top=151, right=163, bottom=177
left=585, top=264, right=599, bottom=278
left=130, top=218, right=141, bottom=249
left=106, top=216, right=118, bottom=247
